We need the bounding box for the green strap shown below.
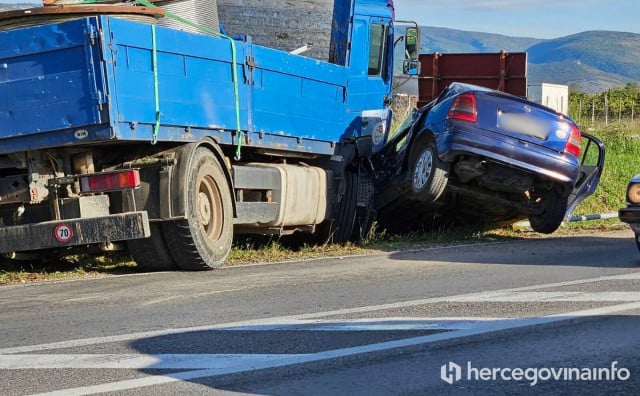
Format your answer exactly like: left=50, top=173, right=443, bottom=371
left=100, top=0, right=243, bottom=158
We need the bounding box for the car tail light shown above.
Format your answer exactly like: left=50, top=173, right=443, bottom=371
left=564, top=124, right=582, bottom=157
left=447, top=93, right=477, bottom=123
left=79, top=170, right=140, bottom=193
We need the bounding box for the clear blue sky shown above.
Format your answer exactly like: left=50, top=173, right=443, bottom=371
left=393, top=0, right=640, bottom=39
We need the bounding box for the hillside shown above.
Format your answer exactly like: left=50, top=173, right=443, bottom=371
left=418, top=26, right=542, bottom=54
left=413, top=27, right=640, bottom=93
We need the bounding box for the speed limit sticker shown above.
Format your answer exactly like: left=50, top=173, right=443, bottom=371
left=54, top=224, right=73, bottom=243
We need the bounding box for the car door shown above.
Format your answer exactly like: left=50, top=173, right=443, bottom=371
left=564, top=132, right=606, bottom=219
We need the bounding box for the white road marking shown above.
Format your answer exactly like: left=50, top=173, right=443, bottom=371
left=221, top=317, right=504, bottom=332
left=0, top=354, right=294, bottom=370
left=446, top=291, right=640, bottom=302
left=24, top=300, right=640, bottom=396
left=2, top=271, right=640, bottom=355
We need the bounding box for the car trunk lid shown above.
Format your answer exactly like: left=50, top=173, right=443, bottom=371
left=475, top=91, right=576, bottom=154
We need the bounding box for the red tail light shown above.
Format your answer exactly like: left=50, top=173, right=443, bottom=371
left=80, top=170, right=140, bottom=193
left=447, top=93, right=477, bottom=123
left=565, top=124, right=582, bottom=157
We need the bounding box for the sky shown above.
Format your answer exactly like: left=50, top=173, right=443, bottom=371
left=393, top=0, right=640, bottom=39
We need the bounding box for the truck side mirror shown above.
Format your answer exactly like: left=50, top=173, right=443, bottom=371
left=403, top=59, right=420, bottom=75
left=403, top=26, right=420, bottom=75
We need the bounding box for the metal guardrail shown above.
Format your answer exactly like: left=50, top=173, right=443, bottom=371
left=513, top=212, right=621, bottom=231
left=568, top=212, right=619, bottom=222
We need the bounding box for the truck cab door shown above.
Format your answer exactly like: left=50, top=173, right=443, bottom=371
left=564, top=132, right=606, bottom=219
left=349, top=16, right=394, bottom=154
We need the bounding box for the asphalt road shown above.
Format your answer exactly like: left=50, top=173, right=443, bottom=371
left=1, top=229, right=639, bottom=395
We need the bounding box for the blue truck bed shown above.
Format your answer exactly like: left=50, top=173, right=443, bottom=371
left=0, top=15, right=353, bottom=156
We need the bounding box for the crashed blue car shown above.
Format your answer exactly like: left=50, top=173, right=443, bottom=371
left=374, top=83, right=605, bottom=233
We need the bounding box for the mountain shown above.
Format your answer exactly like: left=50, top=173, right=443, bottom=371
left=412, top=27, right=640, bottom=93
left=418, top=26, right=543, bottom=54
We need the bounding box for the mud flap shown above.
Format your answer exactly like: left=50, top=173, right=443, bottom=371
left=353, top=164, right=376, bottom=242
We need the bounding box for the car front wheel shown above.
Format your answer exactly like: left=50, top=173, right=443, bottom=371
left=409, top=138, right=449, bottom=204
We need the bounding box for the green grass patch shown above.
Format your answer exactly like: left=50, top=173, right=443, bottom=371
left=0, top=252, right=137, bottom=285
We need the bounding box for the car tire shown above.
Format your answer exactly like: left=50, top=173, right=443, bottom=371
left=634, top=234, right=640, bottom=254
left=528, top=189, right=568, bottom=234
left=409, top=138, right=449, bottom=204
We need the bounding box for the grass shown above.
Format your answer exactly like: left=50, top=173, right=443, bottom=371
left=0, top=252, right=138, bottom=285
left=1, top=121, right=638, bottom=285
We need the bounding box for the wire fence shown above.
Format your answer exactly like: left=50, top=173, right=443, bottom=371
left=570, top=97, right=640, bottom=129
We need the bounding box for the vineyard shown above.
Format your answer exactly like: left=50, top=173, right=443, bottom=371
left=569, top=83, right=640, bottom=127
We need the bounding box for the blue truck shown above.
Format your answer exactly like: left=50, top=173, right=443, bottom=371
left=0, top=0, right=420, bottom=270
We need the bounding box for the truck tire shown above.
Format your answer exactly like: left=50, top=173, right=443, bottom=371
left=409, top=137, right=449, bottom=204
left=127, top=223, right=177, bottom=271
left=162, top=147, right=233, bottom=270
left=528, top=189, right=567, bottom=234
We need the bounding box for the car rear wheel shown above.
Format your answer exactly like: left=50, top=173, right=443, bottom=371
left=528, top=189, right=567, bottom=234
left=409, top=138, right=449, bottom=204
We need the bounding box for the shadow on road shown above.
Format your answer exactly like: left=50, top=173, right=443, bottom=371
left=125, top=315, right=640, bottom=394
left=386, top=234, right=640, bottom=268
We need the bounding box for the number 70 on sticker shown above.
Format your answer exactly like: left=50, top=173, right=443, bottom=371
left=54, top=224, right=74, bottom=243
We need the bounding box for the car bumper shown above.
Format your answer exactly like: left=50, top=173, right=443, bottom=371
left=619, top=206, right=640, bottom=225
left=438, top=126, right=579, bottom=183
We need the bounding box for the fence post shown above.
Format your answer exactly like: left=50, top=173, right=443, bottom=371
left=619, top=97, right=622, bottom=123
left=605, top=94, right=608, bottom=126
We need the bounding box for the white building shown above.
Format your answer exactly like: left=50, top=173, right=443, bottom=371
left=528, top=83, right=569, bottom=115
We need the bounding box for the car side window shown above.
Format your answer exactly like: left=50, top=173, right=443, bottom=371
left=580, top=136, right=600, bottom=167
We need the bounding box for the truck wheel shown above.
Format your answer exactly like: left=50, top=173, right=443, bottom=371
left=162, top=147, right=233, bottom=270
left=127, top=223, right=177, bottom=271
left=528, top=190, right=567, bottom=234
left=409, top=138, right=449, bottom=204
